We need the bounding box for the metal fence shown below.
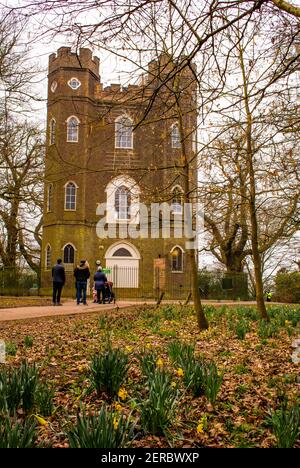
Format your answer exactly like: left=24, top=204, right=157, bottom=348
left=0, top=265, right=248, bottom=300
left=0, top=267, right=39, bottom=296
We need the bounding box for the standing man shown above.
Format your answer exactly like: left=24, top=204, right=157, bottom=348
left=74, top=260, right=90, bottom=305
left=52, top=258, right=66, bottom=306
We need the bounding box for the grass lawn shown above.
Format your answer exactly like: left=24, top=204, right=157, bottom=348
left=0, top=304, right=299, bottom=448
left=0, top=296, right=52, bottom=309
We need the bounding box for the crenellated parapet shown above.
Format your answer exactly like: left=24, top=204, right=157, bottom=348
left=49, top=47, right=100, bottom=78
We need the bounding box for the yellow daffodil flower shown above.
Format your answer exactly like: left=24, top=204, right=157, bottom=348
left=156, top=358, right=164, bottom=367
left=113, top=417, right=119, bottom=430
left=113, top=402, right=122, bottom=411
left=197, top=422, right=204, bottom=434
left=118, top=387, right=128, bottom=400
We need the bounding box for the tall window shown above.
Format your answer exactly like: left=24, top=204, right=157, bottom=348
left=115, top=185, right=131, bottom=220
left=67, top=116, right=79, bottom=142
left=63, top=244, right=75, bottom=264
left=49, top=119, right=56, bottom=145
left=171, top=186, right=183, bottom=214
left=47, top=184, right=53, bottom=212
left=115, top=116, right=133, bottom=149
left=171, top=123, right=180, bottom=148
left=171, top=246, right=184, bottom=272
left=65, top=182, right=77, bottom=210
left=45, top=245, right=52, bottom=269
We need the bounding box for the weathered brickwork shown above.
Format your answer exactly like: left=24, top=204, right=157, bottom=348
left=41, top=47, right=197, bottom=297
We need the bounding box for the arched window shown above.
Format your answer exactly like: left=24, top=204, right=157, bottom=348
left=112, top=248, right=132, bottom=257
left=106, top=175, right=140, bottom=225
left=115, top=185, right=131, bottom=220
left=65, top=182, right=77, bottom=210
left=171, top=246, right=184, bottom=272
left=63, top=244, right=75, bottom=264
left=49, top=118, right=56, bottom=145
left=171, top=186, right=184, bottom=214
left=45, top=244, right=52, bottom=269
left=47, top=184, right=53, bottom=212
left=115, top=116, right=133, bottom=149
left=171, top=123, right=180, bottom=148
left=67, top=116, right=79, bottom=142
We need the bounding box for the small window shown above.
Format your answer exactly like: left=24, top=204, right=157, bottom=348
left=50, top=81, right=57, bottom=93
left=67, top=116, right=79, bottom=142
left=171, top=123, right=180, bottom=148
left=49, top=119, right=56, bottom=145
left=68, top=77, right=81, bottom=90
left=112, top=248, right=132, bottom=257
left=65, top=182, right=77, bottom=210
left=115, top=116, right=133, bottom=149
left=47, top=184, right=53, bottom=212
left=63, top=244, right=75, bottom=264
left=171, top=186, right=183, bottom=214
left=171, top=247, right=184, bottom=272
left=46, top=245, right=52, bottom=269
left=115, top=186, right=131, bottom=220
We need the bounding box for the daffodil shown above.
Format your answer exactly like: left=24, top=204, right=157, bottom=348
left=197, top=421, right=204, bottom=434
left=113, top=402, right=122, bottom=411
left=176, top=367, right=184, bottom=377
left=33, top=414, right=48, bottom=426
left=125, top=345, right=133, bottom=352
left=113, top=417, right=119, bottom=430
left=171, top=381, right=177, bottom=388
left=118, top=387, right=128, bottom=401
left=197, top=415, right=208, bottom=434
left=156, top=357, right=164, bottom=368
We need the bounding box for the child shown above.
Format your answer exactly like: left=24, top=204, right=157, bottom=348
left=92, top=285, right=97, bottom=303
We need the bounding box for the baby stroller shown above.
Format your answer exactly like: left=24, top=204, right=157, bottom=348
left=103, top=281, right=116, bottom=304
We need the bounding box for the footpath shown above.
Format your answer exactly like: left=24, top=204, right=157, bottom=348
left=0, top=299, right=283, bottom=322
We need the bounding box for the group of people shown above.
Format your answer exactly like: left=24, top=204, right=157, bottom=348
left=51, top=258, right=107, bottom=306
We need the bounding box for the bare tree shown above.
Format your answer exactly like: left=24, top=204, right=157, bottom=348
left=0, top=9, right=44, bottom=272
left=0, top=114, right=44, bottom=271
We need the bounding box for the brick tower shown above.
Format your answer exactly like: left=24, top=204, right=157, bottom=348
left=41, top=47, right=197, bottom=298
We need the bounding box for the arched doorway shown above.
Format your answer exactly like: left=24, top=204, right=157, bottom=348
left=105, top=242, right=140, bottom=288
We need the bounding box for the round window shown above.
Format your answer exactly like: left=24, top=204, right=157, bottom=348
left=68, top=77, right=81, bottom=90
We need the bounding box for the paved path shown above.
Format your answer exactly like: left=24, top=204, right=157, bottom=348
left=0, top=299, right=290, bottom=323
left=0, top=301, right=136, bottom=322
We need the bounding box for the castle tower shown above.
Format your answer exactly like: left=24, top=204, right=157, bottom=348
left=41, top=47, right=197, bottom=298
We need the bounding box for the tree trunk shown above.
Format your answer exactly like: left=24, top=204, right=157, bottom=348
left=189, top=248, right=209, bottom=329
left=173, top=73, right=209, bottom=331
left=239, top=43, right=269, bottom=321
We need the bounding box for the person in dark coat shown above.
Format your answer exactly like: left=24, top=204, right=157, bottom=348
left=74, top=260, right=90, bottom=305
left=52, top=258, right=66, bottom=306
left=93, top=267, right=107, bottom=304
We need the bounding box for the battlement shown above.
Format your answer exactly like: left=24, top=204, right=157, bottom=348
left=147, top=53, right=197, bottom=80
left=95, top=82, right=153, bottom=102
left=49, top=47, right=100, bottom=77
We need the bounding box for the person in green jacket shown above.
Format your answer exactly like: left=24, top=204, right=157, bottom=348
left=266, top=291, right=273, bottom=302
